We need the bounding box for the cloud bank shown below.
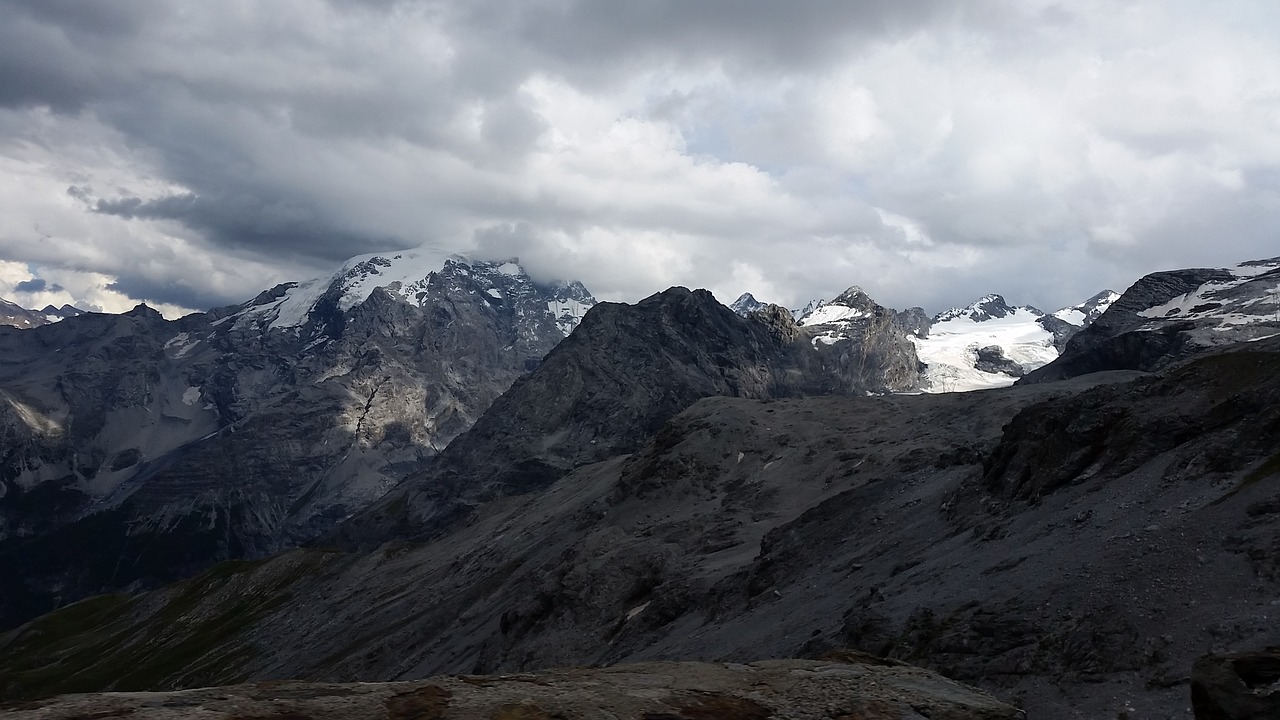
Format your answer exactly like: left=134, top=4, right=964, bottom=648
left=1, top=0, right=1278, bottom=316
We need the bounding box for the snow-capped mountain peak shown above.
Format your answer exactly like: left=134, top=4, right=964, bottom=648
left=729, top=292, right=768, bottom=317
left=234, top=247, right=596, bottom=338
left=796, top=286, right=880, bottom=327
left=933, top=294, right=1040, bottom=324
left=546, top=279, right=596, bottom=337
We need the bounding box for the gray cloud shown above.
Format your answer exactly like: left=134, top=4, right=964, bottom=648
left=14, top=278, right=45, bottom=292
left=0, top=0, right=1278, bottom=316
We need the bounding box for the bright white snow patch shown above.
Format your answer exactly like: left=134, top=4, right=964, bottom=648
left=182, top=387, right=201, bottom=406
left=163, top=332, right=200, bottom=358
left=1053, top=308, right=1086, bottom=325
left=497, top=262, right=522, bottom=276
left=799, top=304, right=869, bottom=326
left=811, top=333, right=842, bottom=347
left=912, top=308, right=1057, bottom=393
left=236, top=246, right=453, bottom=329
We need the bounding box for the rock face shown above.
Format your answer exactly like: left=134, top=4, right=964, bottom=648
left=973, top=345, right=1023, bottom=377
left=1022, top=258, right=1280, bottom=384
left=0, top=251, right=594, bottom=630
left=793, top=286, right=924, bottom=393
left=333, top=287, right=919, bottom=550
left=1192, top=649, right=1280, bottom=720
left=0, top=656, right=1020, bottom=720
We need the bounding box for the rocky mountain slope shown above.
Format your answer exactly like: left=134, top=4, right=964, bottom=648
left=0, top=299, right=82, bottom=329
left=5, top=257, right=1280, bottom=719
left=1023, top=257, right=1280, bottom=383
left=331, top=286, right=920, bottom=550
left=0, top=250, right=594, bottom=630
left=6, top=328, right=1277, bottom=718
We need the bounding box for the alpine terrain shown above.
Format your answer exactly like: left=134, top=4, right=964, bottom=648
left=0, top=256, right=1278, bottom=720
left=0, top=247, right=595, bottom=629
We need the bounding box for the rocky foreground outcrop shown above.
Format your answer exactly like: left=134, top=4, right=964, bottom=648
left=0, top=656, right=1019, bottom=720
left=1192, top=649, right=1280, bottom=720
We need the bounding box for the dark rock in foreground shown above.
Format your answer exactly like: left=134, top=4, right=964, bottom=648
left=0, top=656, right=1020, bottom=720
left=1192, top=648, right=1280, bottom=720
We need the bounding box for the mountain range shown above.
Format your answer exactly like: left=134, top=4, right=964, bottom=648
left=1, top=252, right=1279, bottom=719
left=0, top=300, right=82, bottom=329
left=0, top=251, right=594, bottom=627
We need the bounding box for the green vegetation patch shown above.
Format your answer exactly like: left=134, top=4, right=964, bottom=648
left=0, top=551, right=335, bottom=701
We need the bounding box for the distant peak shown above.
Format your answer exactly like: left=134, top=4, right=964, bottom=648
left=729, top=292, right=768, bottom=317
left=829, top=283, right=870, bottom=299
left=934, top=294, right=1043, bottom=324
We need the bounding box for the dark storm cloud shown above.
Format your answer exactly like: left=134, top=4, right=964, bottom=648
left=14, top=278, right=45, bottom=292
left=104, top=275, right=215, bottom=314
left=0, top=0, right=960, bottom=271
left=92, top=192, right=387, bottom=262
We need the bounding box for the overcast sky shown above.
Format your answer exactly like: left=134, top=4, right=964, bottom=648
left=1, top=0, right=1278, bottom=318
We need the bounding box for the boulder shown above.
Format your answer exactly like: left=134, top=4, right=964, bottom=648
left=1192, top=649, right=1280, bottom=719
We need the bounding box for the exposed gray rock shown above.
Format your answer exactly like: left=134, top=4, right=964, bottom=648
left=1192, top=649, right=1280, bottom=720
left=332, top=286, right=919, bottom=550
left=1034, top=313, right=1079, bottom=352
left=0, top=255, right=592, bottom=630
left=795, top=286, right=923, bottom=393
left=0, top=657, right=1020, bottom=719
left=895, top=306, right=931, bottom=338
left=973, top=345, right=1023, bottom=377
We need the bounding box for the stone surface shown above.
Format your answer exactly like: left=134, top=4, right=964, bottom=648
left=0, top=657, right=1020, bottom=720
left=973, top=346, right=1022, bottom=377
left=1191, top=649, right=1280, bottom=719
